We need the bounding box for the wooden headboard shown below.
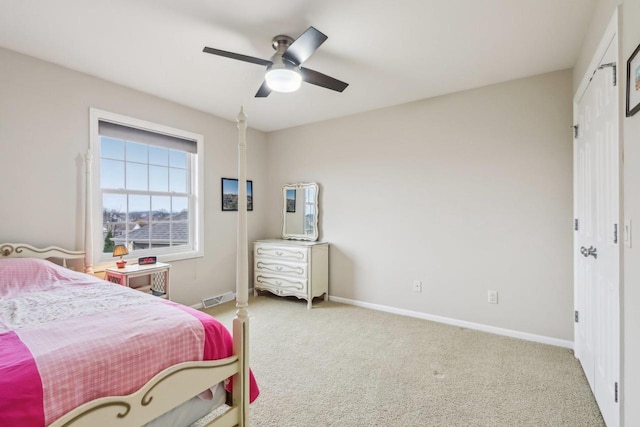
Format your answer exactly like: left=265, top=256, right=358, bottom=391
left=0, top=243, right=85, bottom=269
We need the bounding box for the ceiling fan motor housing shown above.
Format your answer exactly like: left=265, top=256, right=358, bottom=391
left=271, top=35, right=294, bottom=52
left=265, top=34, right=302, bottom=92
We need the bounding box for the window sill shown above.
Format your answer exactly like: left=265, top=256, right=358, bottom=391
left=96, top=249, right=203, bottom=270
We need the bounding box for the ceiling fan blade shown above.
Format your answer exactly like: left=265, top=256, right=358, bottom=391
left=300, top=67, right=349, bottom=92
left=255, top=81, right=271, bottom=98
left=203, top=47, right=272, bottom=67
left=283, top=27, right=327, bottom=65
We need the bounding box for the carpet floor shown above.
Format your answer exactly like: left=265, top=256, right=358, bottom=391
left=203, top=294, right=604, bottom=427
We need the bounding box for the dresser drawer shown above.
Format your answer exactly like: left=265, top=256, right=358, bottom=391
left=255, top=274, right=308, bottom=295
left=255, top=243, right=308, bottom=262
left=255, top=259, right=308, bottom=278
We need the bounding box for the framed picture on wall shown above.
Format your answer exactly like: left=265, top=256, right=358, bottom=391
left=626, top=42, right=640, bottom=117
left=221, top=178, right=253, bottom=211
left=286, top=189, right=296, bottom=213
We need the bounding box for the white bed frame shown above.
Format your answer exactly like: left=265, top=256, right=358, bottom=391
left=0, top=108, right=252, bottom=427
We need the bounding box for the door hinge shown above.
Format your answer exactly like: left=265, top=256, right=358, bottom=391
left=573, top=125, right=579, bottom=139
left=615, top=382, right=618, bottom=403
left=614, top=223, right=618, bottom=244
left=575, top=310, right=579, bottom=323
left=598, top=62, right=617, bottom=86
left=574, top=218, right=579, bottom=231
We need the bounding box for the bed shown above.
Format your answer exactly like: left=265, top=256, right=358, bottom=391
left=0, top=108, right=256, bottom=426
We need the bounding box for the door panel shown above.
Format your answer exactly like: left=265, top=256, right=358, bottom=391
left=574, top=33, right=619, bottom=427
left=575, top=77, right=595, bottom=388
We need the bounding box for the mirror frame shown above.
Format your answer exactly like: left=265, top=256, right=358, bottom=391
left=281, top=182, right=319, bottom=241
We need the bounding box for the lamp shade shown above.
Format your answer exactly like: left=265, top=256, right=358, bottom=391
left=112, top=244, right=129, bottom=257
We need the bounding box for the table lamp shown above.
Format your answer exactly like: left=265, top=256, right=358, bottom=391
left=113, top=245, right=129, bottom=268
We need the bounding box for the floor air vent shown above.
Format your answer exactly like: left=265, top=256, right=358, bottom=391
left=202, top=292, right=235, bottom=308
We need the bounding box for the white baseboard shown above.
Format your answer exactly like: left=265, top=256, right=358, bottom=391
left=328, top=295, right=573, bottom=349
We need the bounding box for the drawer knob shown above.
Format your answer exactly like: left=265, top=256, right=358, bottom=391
left=276, top=251, right=283, bottom=256
left=276, top=266, right=282, bottom=271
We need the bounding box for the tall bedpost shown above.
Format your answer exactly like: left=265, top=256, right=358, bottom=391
left=84, top=150, right=94, bottom=274
left=233, top=106, right=250, bottom=426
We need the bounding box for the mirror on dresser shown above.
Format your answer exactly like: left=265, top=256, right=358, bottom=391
left=282, top=182, right=319, bottom=241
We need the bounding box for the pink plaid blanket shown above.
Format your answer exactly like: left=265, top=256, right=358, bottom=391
left=0, top=258, right=258, bottom=426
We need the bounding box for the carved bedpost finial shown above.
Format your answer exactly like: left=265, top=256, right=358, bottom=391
left=237, top=106, right=247, bottom=123
left=237, top=106, right=247, bottom=150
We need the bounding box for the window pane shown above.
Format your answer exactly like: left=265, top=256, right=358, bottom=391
left=152, top=195, right=170, bottom=245
left=170, top=168, right=187, bottom=193
left=129, top=195, right=150, bottom=219
left=103, top=194, right=127, bottom=215
left=101, top=137, right=125, bottom=160
left=149, top=146, right=168, bottom=166
left=102, top=194, right=127, bottom=253
left=152, top=196, right=171, bottom=218
left=169, top=150, right=187, bottom=168
left=148, top=223, right=166, bottom=249
left=128, top=195, right=150, bottom=250
left=126, top=163, right=148, bottom=191
left=171, top=221, right=189, bottom=246
left=172, top=197, right=188, bottom=216
left=101, top=159, right=125, bottom=189
left=149, top=166, right=168, bottom=192
left=126, top=141, right=148, bottom=163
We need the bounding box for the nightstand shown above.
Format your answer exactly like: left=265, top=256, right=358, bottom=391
left=105, top=262, right=171, bottom=299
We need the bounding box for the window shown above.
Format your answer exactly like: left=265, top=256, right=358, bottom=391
left=90, top=109, right=204, bottom=262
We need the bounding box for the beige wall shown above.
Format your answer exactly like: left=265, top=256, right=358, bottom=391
left=621, top=2, right=640, bottom=425
left=266, top=70, right=574, bottom=341
left=0, top=47, right=268, bottom=306
left=573, top=0, right=622, bottom=93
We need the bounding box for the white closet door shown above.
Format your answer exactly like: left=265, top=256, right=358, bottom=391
left=574, top=33, right=619, bottom=427
left=574, top=89, right=595, bottom=387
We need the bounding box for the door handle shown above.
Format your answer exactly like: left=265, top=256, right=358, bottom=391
left=580, top=246, right=597, bottom=259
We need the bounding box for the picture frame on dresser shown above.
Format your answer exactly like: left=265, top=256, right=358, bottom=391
left=221, top=177, right=253, bottom=211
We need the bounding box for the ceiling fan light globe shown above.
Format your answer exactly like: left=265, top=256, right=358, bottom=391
left=265, top=68, right=302, bottom=93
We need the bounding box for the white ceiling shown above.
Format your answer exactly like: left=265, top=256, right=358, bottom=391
left=0, top=0, right=595, bottom=132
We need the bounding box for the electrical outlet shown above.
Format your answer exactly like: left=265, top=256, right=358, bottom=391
left=488, top=290, right=498, bottom=304
left=413, top=280, right=422, bottom=293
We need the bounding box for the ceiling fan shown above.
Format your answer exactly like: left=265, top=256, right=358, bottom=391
left=203, top=26, right=348, bottom=97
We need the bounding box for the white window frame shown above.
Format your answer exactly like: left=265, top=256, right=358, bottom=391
left=89, top=108, right=204, bottom=266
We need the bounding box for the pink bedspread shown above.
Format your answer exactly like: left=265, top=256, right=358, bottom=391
left=0, top=258, right=258, bottom=426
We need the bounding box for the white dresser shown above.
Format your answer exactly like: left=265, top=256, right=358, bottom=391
left=253, top=239, right=329, bottom=309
